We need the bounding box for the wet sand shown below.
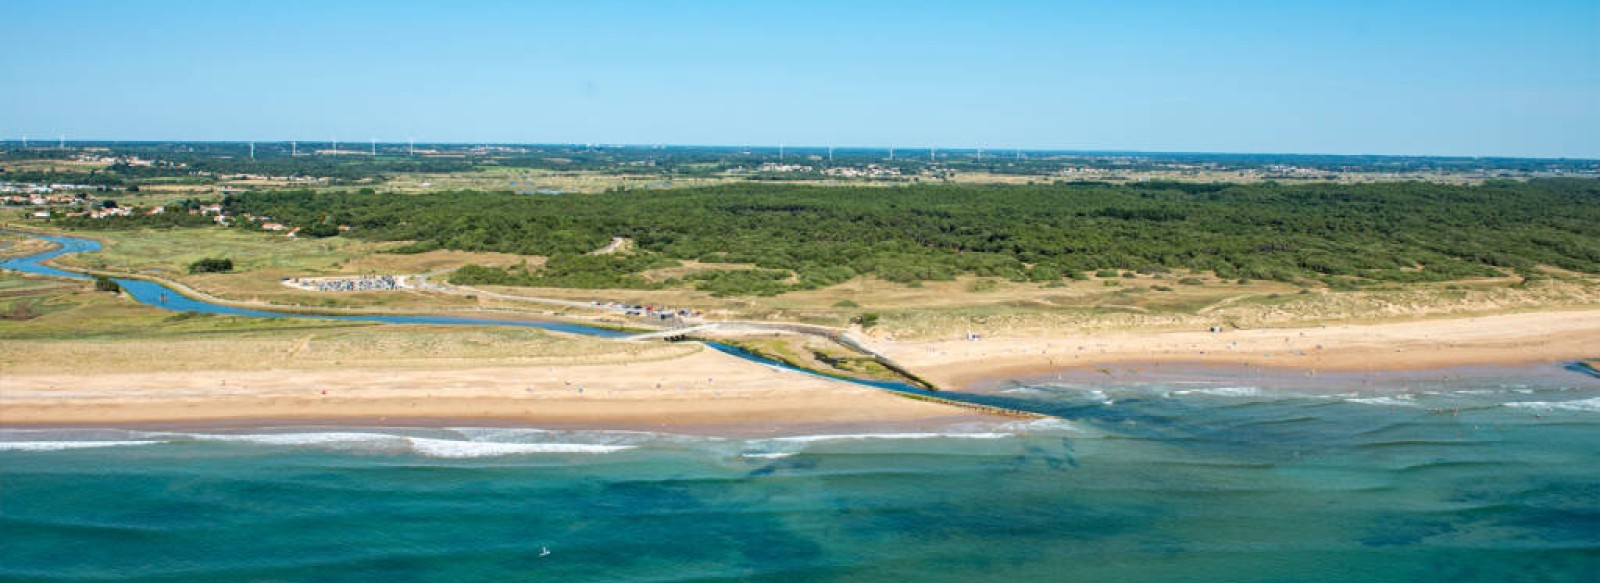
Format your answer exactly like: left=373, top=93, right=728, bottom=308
left=964, top=359, right=1600, bottom=394
left=877, top=309, right=1600, bottom=389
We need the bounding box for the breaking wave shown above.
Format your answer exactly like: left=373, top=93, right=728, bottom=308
left=1503, top=396, right=1600, bottom=413
left=1344, top=395, right=1419, bottom=407
left=0, top=440, right=156, bottom=452
left=0, top=421, right=1082, bottom=458
left=770, top=432, right=1013, bottom=443
left=1170, top=386, right=1265, bottom=398
left=0, top=430, right=634, bottom=458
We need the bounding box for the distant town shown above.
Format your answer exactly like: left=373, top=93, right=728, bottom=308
left=2, top=141, right=1594, bottom=202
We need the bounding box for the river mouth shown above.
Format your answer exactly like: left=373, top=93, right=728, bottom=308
left=21, top=230, right=1589, bottom=423
left=8, top=234, right=1600, bottom=583
left=0, top=230, right=964, bottom=403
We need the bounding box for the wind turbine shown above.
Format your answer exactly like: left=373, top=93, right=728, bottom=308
left=291, top=140, right=297, bottom=156
left=408, top=137, right=415, bottom=156
left=249, top=141, right=255, bottom=161
left=332, top=137, right=338, bottom=155
left=828, top=145, right=834, bottom=162
left=930, top=146, right=936, bottom=162
left=370, top=138, right=376, bottom=156
left=889, top=144, right=894, bottom=161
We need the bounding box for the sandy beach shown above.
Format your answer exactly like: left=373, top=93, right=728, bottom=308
left=0, top=349, right=974, bottom=429
left=5, top=308, right=1598, bottom=427
left=877, top=309, right=1600, bottom=389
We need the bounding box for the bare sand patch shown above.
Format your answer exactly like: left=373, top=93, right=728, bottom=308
left=0, top=349, right=966, bottom=427
left=878, top=309, right=1600, bottom=389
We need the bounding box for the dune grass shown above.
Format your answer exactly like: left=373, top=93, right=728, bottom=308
left=18, top=226, right=1600, bottom=342
left=0, top=272, right=692, bottom=374
left=46, top=228, right=539, bottom=311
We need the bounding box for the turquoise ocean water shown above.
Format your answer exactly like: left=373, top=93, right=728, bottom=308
left=4, top=365, right=1597, bottom=582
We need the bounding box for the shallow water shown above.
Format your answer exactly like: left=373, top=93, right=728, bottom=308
left=5, top=368, right=1598, bottom=582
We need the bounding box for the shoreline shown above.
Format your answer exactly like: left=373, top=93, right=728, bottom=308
left=0, top=349, right=983, bottom=430
left=5, top=228, right=1598, bottom=428
left=878, top=309, right=1600, bottom=390
left=0, top=414, right=998, bottom=439
left=960, top=359, right=1600, bottom=395
left=5, top=309, right=1595, bottom=429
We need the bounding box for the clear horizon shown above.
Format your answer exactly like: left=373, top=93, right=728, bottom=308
left=3, top=0, right=1597, bottom=158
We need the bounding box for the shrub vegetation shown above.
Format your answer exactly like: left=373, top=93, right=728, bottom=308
left=125, top=178, right=1600, bottom=294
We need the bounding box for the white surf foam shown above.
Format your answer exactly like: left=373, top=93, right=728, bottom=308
left=405, top=438, right=632, bottom=458
left=0, top=440, right=157, bottom=452
left=771, top=432, right=1012, bottom=443
left=184, top=431, right=404, bottom=446
left=1344, top=395, right=1419, bottom=407
left=741, top=452, right=796, bottom=460
left=1504, top=397, right=1600, bottom=413
left=1171, top=386, right=1264, bottom=398
left=167, top=431, right=633, bottom=457
left=994, top=417, right=1083, bottom=433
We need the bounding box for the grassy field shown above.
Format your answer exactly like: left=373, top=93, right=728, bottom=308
left=380, top=167, right=739, bottom=194
left=0, top=272, right=692, bottom=374
left=46, top=228, right=545, bottom=312
left=370, top=166, right=1496, bottom=195
left=721, top=334, right=900, bottom=383
left=944, top=169, right=1490, bottom=186
left=474, top=272, right=1312, bottom=327
left=1, top=159, right=112, bottom=172
left=17, top=226, right=1600, bottom=342
left=477, top=268, right=1600, bottom=339
left=0, top=233, right=54, bottom=259
left=1, top=272, right=370, bottom=340
left=370, top=166, right=1496, bottom=196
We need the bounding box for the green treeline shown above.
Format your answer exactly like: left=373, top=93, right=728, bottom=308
left=216, top=179, right=1598, bottom=292
left=0, top=169, right=128, bottom=187
left=49, top=210, right=215, bottom=230
left=188, top=258, right=234, bottom=274
left=451, top=254, right=676, bottom=290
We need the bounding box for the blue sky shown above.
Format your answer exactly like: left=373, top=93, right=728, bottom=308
left=3, top=0, right=1596, bottom=157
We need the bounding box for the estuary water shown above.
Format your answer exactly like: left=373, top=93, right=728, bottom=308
left=0, top=232, right=928, bottom=391
left=0, top=233, right=633, bottom=338
left=3, top=232, right=1599, bottom=581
